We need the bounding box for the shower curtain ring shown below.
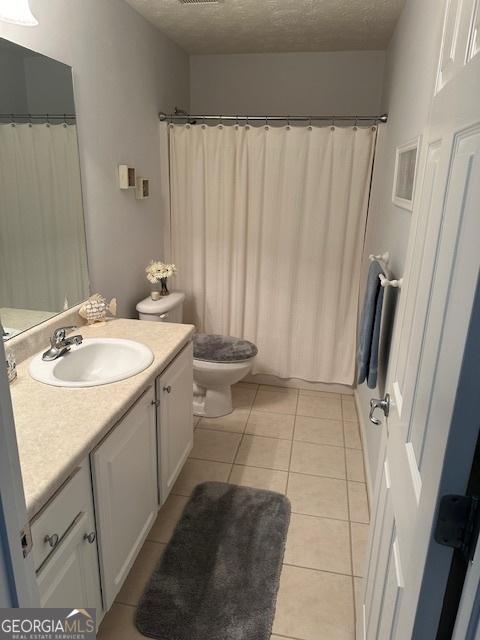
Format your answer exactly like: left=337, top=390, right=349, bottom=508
left=353, top=115, right=358, bottom=131
left=10, top=114, right=15, bottom=127
left=308, top=116, right=312, bottom=130
left=28, top=113, right=32, bottom=127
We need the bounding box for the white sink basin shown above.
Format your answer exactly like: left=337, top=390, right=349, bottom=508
left=29, top=338, right=154, bottom=388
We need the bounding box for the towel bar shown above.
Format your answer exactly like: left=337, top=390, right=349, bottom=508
left=369, top=252, right=403, bottom=288
left=379, top=274, right=403, bottom=288
left=369, top=252, right=390, bottom=266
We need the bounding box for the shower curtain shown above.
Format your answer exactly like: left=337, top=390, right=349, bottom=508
left=168, top=122, right=376, bottom=385
left=0, top=123, right=89, bottom=313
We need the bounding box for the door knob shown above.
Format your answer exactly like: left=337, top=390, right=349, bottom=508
left=369, top=394, right=390, bottom=425
left=84, top=531, right=96, bottom=544
left=44, top=533, right=59, bottom=548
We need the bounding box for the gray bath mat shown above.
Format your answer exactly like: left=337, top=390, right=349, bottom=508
left=135, top=481, right=291, bottom=640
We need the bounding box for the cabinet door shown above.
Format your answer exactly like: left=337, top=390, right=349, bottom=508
left=91, top=386, right=158, bottom=610
left=157, top=342, right=193, bottom=504
left=37, top=510, right=102, bottom=612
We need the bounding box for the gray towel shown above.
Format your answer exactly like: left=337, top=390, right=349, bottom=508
left=357, top=260, right=385, bottom=389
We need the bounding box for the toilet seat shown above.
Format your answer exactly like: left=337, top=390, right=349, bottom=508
left=193, top=333, right=258, bottom=363
left=192, top=334, right=257, bottom=418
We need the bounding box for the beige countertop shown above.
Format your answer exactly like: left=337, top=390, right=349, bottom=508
left=10, top=318, right=194, bottom=519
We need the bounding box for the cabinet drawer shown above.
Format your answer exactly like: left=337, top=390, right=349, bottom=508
left=31, top=461, right=93, bottom=571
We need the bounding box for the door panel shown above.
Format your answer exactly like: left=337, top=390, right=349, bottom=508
left=393, top=142, right=442, bottom=428
left=411, top=127, right=480, bottom=467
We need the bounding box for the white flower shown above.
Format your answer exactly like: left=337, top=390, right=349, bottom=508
left=145, top=260, right=177, bottom=283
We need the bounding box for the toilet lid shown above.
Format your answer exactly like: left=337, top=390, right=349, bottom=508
left=193, top=333, right=258, bottom=363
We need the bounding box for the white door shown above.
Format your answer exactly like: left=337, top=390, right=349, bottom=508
left=36, top=510, right=101, bottom=610
left=362, top=1, right=480, bottom=638
left=157, top=342, right=193, bottom=504
left=91, top=386, right=158, bottom=610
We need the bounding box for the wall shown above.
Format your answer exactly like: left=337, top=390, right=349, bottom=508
left=0, top=0, right=190, bottom=317
left=190, top=51, right=385, bottom=116
left=355, top=0, right=445, bottom=486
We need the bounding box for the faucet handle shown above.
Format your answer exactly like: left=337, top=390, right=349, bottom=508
left=52, top=326, right=77, bottom=344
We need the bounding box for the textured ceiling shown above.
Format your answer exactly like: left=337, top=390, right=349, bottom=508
left=125, top=0, right=405, bottom=54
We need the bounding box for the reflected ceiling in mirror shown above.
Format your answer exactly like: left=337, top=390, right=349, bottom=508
left=0, top=38, right=89, bottom=341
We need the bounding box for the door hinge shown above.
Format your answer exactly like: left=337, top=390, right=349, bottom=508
left=434, top=495, right=480, bottom=560
left=20, top=524, right=33, bottom=558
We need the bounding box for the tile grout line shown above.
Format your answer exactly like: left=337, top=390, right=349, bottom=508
left=285, top=391, right=299, bottom=494
left=227, top=383, right=259, bottom=483
left=342, top=395, right=358, bottom=629
left=188, top=456, right=351, bottom=482
left=282, top=562, right=353, bottom=579
left=169, top=480, right=367, bottom=524
left=197, top=424, right=362, bottom=450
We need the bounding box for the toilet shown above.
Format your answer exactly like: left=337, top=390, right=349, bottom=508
left=136, top=293, right=257, bottom=418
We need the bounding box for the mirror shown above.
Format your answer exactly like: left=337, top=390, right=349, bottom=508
left=0, top=38, right=89, bottom=340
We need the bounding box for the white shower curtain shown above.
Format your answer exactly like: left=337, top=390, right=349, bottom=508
left=168, top=123, right=376, bottom=384
left=0, top=123, right=89, bottom=312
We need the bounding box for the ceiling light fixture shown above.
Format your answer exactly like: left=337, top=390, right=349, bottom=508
left=0, top=0, right=38, bottom=26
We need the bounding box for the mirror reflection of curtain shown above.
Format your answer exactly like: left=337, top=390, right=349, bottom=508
left=0, top=123, right=89, bottom=313
left=169, top=123, right=376, bottom=385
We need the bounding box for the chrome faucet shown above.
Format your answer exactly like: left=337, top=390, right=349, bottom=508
left=42, top=326, right=83, bottom=361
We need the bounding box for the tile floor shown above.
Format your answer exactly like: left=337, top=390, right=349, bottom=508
left=98, top=383, right=370, bottom=640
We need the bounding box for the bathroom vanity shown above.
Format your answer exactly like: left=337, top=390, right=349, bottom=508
left=10, top=318, right=194, bottom=618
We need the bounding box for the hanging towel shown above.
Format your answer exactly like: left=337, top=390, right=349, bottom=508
left=357, top=260, right=385, bottom=389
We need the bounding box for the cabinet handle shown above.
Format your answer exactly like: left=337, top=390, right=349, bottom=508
left=163, top=385, right=172, bottom=394
left=84, top=531, right=96, bottom=544
left=151, top=399, right=160, bottom=407
left=44, top=533, right=59, bottom=548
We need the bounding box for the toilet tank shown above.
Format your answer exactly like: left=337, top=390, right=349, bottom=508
left=136, top=291, right=185, bottom=323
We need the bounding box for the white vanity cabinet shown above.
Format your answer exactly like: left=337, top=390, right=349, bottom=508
left=29, top=337, right=194, bottom=616
left=156, top=341, right=194, bottom=504
left=33, top=462, right=102, bottom=612
left=91, top=386, right=158, bottom=610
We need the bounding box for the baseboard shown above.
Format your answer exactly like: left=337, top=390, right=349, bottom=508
left=354, top=388, right=373, bottom=504
left=244, top=373, right=353, bottom=395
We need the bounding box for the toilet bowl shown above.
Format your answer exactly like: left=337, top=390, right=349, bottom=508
left=192, top=333, right=257, bottom=417
left=136, top=293, right=258, bottom=418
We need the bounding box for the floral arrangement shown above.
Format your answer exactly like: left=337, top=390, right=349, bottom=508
left=145, top=260, right=177, bottom=298
left=145, top=260, right=177, bottom=284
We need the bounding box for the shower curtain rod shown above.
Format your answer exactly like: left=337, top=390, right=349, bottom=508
left=159, top=111, right=388, bottom=124
left=0, top=113, right=76, bottom=120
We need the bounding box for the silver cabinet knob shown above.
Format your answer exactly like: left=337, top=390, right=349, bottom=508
left=151, top=399, right=160, bottom=407
left=163, top=385, right=172, bottom=393
left=369, top=394, right=390, bottom=425
left=84, top=531, right=96, bottom=544
left=44, top=533, right=59, bottom=548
